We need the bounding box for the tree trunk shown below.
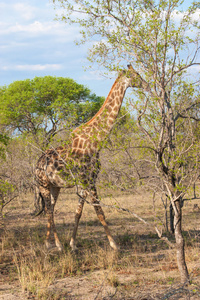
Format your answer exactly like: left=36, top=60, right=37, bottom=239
left=170, top=203, right=174, bottom=234
left=173, top=199, right=189, bottom=283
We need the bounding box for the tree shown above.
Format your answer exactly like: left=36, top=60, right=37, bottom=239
left=0, top=132, right=9, bottom=159
left=54, top=0, right=200, bottom=282
left=0, top=131, right=14, bottom=214
left=0, top=76, right=104, bottom=148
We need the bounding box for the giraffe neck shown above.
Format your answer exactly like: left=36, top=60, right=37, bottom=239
left=74, top=76, right=129, bottom=136
left=70, top=75, right=130, bottom=156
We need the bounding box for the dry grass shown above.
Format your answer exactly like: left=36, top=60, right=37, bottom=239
left=1, top=188, right=200, bottom=299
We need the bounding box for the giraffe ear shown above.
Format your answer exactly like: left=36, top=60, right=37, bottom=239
left=127, top=64, right=134, bottom=70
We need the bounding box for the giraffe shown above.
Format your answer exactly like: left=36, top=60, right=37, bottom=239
left=35, top=64, right=143, bottom=251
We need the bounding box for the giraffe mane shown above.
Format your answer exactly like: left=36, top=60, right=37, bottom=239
left=73, top=73, right=125, bottom=133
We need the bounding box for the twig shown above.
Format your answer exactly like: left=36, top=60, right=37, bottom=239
left=93, top=267, right=114, bottom=300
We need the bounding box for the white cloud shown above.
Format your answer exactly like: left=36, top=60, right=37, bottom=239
left=0, top=20, right=79, bottom=41
left=172, top=8, right=200, bottom=23
left=2, top=64, right=62, bottom=71
left=187, top=64, right=200, bottom=75
left=13, top=3, right=36, bottom=21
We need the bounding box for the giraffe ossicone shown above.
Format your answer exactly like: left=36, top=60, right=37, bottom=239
left=35, top=64, right=142, bottom=251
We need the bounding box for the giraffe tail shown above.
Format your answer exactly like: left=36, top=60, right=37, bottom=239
left=35, top=192, right=46, bottom=217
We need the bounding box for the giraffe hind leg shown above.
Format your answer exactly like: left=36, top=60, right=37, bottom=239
left=39, top=186, right=53, bottom=250
left=50, top=185, right=63, bottom=251
left=39, top=186, right=62, bottom=251
left=70, top=190, right=86, bottom=251
left=34, top=192, right=45, bottom=217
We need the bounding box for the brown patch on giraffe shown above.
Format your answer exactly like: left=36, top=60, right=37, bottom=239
left=107, top=98, right=112, bottom=104
left=81, top=134, right=87, bottom=140
left=48, top=158, right=54, bottom=165
left=52, top=153, right=58, bottom=160
left=108, top=119, right=113, bottom=125
left=54, top=161, right=58, bottom=168
left=114, top=106, right=119, bottom=113
left=51, top=165, right=55, bottom=171
left=92, top=141, right=98, bottom=149
left=79, top=139, right=84, bottom=149
left=109, top=94, right=114, bottom=101
left=56, top=146, right=64, bottom=151
left=74, top=149, right=84, bottom=157
left=73, top=138, right=79, bottom=148
left=109, top=101, right=115, bottom=107
left=85, top=127, right=91, bottom=133
left=115, top=96, right=119, bottom=104
left=84, top=149, right=89, bottom=156
left=107, top=107, right=112, bottom=113
left=110, top=113, right=116, bottom=120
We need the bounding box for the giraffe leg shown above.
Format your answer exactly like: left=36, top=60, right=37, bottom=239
left=39, top=186, right=52, bottom=250
left=90, top=186, right=118, bottom=250
left=50, top=185, right=63, bottom=251
left=70, top=190, right=86, bottom=251
left=39, top=186, right=62, bottom=251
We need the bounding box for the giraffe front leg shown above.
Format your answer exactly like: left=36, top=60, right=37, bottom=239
left=70, top=191, right=86, bottom=251
left=45, top=211, right=52, bottom=250
left=90, top=187, right=118, bottom=250
left=52, top=222, right=63, bottom=251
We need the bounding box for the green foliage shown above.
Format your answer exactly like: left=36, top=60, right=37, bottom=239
left=0, top=131, right=12, bottom=213
left=0, top=76, right=104, bottom=147
left=0, top=133, right=9, bottom=159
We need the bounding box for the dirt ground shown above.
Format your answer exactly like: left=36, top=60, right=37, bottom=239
left=1, top=189, right=200, bottom=299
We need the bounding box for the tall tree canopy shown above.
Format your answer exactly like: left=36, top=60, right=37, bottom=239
left=0, top=76, right=104, bottom=147
left=54, top=0, right=200, bottom=282
left=54, top=0, right=199, bottom=74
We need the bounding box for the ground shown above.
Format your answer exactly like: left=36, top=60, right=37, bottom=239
left=1, top=188, right=200, bottom=299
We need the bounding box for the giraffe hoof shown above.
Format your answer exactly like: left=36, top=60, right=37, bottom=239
left=110, top=241, right=119, bottom=251
left=55, top=242, right=63, bottom=252
left=70, top=239, right=78, bottom=252
left=45, top=240, right=53, bottom=250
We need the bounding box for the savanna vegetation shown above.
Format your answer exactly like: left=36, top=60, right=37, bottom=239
left=1, top=0, right=200, bottom=299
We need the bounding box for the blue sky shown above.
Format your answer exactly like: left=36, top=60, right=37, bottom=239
left=0, top=0, right=113, bottom=97
left=0, top=0, right=199, bottom=98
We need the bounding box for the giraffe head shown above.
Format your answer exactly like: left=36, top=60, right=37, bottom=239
left=119, top=64, right=145, bottom=89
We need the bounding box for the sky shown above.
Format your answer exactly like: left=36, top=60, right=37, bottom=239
left=0, top=0, right=199, bottom=98
left=0, top=0, right=113, bottom=97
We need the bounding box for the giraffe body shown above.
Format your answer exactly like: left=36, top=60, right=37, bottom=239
left=35, top=65, right=141, bottom=251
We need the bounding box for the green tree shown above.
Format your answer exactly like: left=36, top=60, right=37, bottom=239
left=0, top=132, right=9, bottom=159
left=54, top=0, right=200, bottom=282
left=0, top=76, right=104, bottom=148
